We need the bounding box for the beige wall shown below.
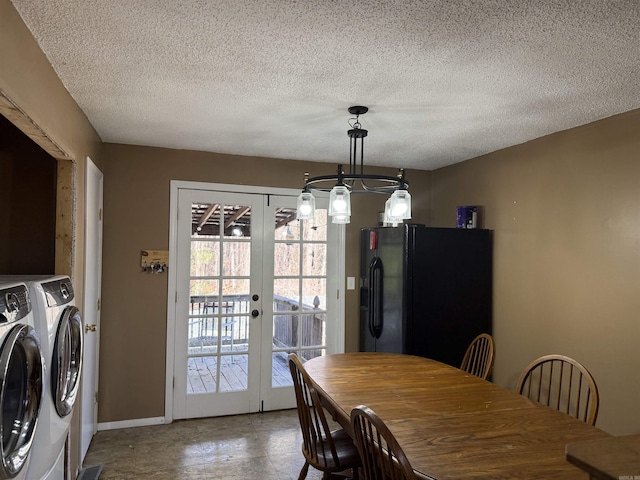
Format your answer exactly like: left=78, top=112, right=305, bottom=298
left=431, top=109, right=640, bottom=435
left=99, top=143, right=432, bottom=422
left=1, top=2, right=102, bottom=477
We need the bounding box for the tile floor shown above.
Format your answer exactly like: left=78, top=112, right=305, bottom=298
left=82, top=409, right=334, bottom=479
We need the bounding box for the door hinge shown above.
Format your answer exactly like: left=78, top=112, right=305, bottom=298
left=175, top=291, right=178, bottom=303
left=173, top=377, right=175, bottom=389
left=97, top=298, right=101, bottom=311
left=99, top=208, right=103, bottom=221
left=94, top=391, right=99, bottom=404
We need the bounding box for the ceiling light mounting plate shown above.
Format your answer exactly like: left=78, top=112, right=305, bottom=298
left=348, top=105, right=368, bottom=116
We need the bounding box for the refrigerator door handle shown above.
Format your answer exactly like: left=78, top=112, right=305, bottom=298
left=368, top=256, right=383, bottom=339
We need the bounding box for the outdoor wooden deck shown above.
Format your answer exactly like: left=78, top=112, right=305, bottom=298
left=187, top=350, right=292, bottom=394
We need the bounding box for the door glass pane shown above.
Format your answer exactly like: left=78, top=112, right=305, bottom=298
left=302, top=278, right=326, bottom=311
left=222, top=279, right=250, bottom=297
left=273, top=279, right=299, bottom=310
left=223, top=205, right=251, bottom=238
left=302, top=243, right=326, bottom=276
left=219, top=355, right=248, bottom=392
left=223, top=242, right=251, bottom=276
left=191, top=241, right=220, bottom=276
left=191, top=203, right=222, bottom=238
left=187, top=357, right=217, bottom=394
left=303, top=209, right=327, bottom=240
left=301, top=313, right=326, bottom=347
left=188, top=317, right=219, bottom=354
left=274, top=243, right=300, bottom=276
left=220, top=315, right=249, bottom=352
left=189, top=280, right=219, bottom=297
left=273, top=314, right=298, bottom=348
left=275, top=219, right=300, bottom=241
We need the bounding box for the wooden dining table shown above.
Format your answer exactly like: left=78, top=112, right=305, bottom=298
left=304, top=352, right=611, bottom=480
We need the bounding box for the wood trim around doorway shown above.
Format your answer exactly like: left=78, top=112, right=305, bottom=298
left=0, top=89, right=75, bottom=275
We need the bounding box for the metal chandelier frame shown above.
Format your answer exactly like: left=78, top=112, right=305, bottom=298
left=297, top=106, right=411, bottom=224
left=301, top=106, right=409, bottom=194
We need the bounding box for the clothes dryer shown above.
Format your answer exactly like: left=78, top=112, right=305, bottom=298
left=23, top=276, right=83, bottom=480
left=0, top=281, right=44, bottom=480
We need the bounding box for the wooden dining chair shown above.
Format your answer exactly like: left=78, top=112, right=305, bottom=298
left=516, top=354, right=599, bottom=425
left=350, top=405, right=417, bottom=480
left=288, top=353, right=361, bottom=480
left=460, top=333, right=495, bottom=380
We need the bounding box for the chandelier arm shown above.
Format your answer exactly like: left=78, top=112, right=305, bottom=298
left=359, top=178, right=409, bottom=193
left=305, top=173, right=408, bottom=193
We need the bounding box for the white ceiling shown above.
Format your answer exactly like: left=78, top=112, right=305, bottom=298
left=10, top=1, right=640, bottom=170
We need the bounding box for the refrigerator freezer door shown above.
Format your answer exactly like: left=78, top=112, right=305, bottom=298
left=360, top=229, right=378, bottom=352
left=374, top=227, right=407, bottom=353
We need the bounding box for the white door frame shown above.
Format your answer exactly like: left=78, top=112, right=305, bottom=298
left=165, top=180, right=345, bottom=423
left=80, top=156, right=103, bottom=463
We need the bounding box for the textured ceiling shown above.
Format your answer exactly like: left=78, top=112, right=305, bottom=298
left=10, top=1, right=640, bottom=170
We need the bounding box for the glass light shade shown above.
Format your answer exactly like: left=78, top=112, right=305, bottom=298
left=329, top=185, right=351, bottom=217
left=389, top=189, right=411, bottom=220
left=296, top=191, right=316, bottom=220
left=383, top=198, right=401, bottom=225
left=332, top=214, right=350, bottom=224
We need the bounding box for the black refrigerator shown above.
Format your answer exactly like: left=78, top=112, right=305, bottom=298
left=360, top=224, right=492, bottom=368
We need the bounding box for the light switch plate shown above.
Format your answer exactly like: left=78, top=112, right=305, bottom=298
left=347, top=277, right=356, bottom=290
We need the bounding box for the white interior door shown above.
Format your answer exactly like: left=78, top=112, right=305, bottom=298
left=80, top=157, right=103, bottom=463
left=168, top=183, right=344, bottom=420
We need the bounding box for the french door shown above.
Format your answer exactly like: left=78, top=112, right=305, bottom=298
left=169, top=184, right=343, bottom=420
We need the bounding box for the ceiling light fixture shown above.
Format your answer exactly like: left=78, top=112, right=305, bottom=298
left=296, top=106, right=410, bottom=224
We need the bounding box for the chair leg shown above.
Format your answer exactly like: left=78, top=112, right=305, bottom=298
left=298, top=461, right=310, bottom=480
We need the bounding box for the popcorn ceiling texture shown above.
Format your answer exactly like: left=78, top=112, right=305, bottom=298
left=10, top=0, right=640, bottom=170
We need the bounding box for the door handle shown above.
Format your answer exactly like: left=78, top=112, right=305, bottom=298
left=368, top=256, right=383, bottom=339
left=251, top=309, right=260, bottom=318
left=85, top=324, right=97, bottom=333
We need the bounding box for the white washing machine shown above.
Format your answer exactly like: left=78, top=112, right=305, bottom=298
left=22, top=276, right=83, bottom=480
left=0, top=281, right=44, bottom=480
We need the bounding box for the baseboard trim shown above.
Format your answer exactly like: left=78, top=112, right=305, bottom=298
left=97, top=416, right=166, bottom=431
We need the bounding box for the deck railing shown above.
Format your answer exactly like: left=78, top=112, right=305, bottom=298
left=272, top=295, right=324, bottom=355
left=188, top=294, right=324, bottom=356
